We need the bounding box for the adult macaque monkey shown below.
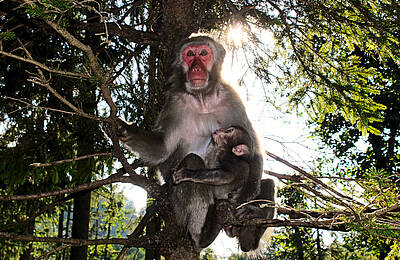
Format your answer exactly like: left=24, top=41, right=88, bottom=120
left=106, top=36, right=269, bottom=248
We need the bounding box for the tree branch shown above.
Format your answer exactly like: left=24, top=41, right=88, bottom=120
left=74, top=23, right=162, bottom=46
left=0, top=172, right=132, bottom=201
left=5, top=96, right=79, bottom=117
left=29, top=152, right=112, bottom=167
left=265, top=150, right=365, bottom=207
left=117, top=204, right=158, bottom=260
left=41, top=14, right=117, bottom=115
left=0, top=50, right=89, bottom=79
left=35, top=244, right=72, bottom=260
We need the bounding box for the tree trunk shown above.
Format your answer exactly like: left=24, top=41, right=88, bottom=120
left=56, top=207, right=64, bottom=260
left=294, top=227, right=305, bottom=260
left=20, top=220, right=35, bottom=260
left=70, top=190, right=91, bottom=259
left=166, top=246, right=199, bottom=260
left=145, top=216, right=161, bottom=260
left=69, top=84, right=97, bottom=259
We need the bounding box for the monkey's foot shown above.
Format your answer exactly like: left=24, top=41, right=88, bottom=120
left=235, top=205, right=263, bottom=220
left=216, top=199, right=235, bottom=212
left=224, top=225, right=240, bottom=238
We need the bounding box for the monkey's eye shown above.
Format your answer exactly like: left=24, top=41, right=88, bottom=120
left=226, top=128, right=234, bottom=133
left=187, top=50, right=195, bottom=57
left=200, top=49, right=208, bottom=56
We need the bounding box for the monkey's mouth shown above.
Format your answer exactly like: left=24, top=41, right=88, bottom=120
left=190, top=79, right=207, bottom=87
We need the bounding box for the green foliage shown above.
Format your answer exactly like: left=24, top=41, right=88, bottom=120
left=0, top=31, right=16, bottom=41
left=386, top=242, right=400, bottom=260
left=253, top=0, right=399, bottom=134
left=266, top=227, right=320, bottom=259
left=25, top=4, right=46, bottom=18
left=324, top=240, right=377, bottom=259
left=311, top=42, right=400, bottom=258
left=201, top=248, right=218, bottom=260
left=25, top=0, right=71, bottom=19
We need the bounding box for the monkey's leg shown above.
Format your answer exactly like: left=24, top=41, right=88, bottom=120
left=176, top=153, right=206, bottom=170
left=171, top=183, right=214, bottom=248
left=198, top=204, right=221, bottom=248
left=172, top=153, right=215, bottom=248
left=236, top=178, right=276, bottom=252
left=236, top=153, right=263, bottom=203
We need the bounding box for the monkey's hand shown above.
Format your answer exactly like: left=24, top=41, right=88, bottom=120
left=172, top=169, right=191, bottom=184
left=224, top=205, right=263, bottom=238
left=224, top=225, right=239, bottom=238
left=102, top=118, right=129, bottom=142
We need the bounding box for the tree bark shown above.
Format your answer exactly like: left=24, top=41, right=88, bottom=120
left=56, top=207, right=64, bottom=260
left=70, top=191, right=91, bottom=259
left=20, top=220, right=34, bottom=260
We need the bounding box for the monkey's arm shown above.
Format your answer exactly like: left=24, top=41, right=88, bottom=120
left=236, top=152, right=263, bottom=203
left=172, top=167, right=238, bottom=185
left=104, top=118, right=169, bottom=164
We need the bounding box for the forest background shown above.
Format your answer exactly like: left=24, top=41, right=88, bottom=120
left=0, top=0, right=399, bottom=259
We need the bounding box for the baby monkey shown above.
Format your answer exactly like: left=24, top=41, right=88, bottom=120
left=173, top=125, right=252, bottom=202
left=173, top=126, right=275, bottom=251
left=172, top=126, right=252, bottom=248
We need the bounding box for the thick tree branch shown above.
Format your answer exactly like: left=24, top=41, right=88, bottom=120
left=0, top=231, right=171, bottom=249
left=117, top=204, right=158, bottom=260
left=0, top=171, right=132, bottom=201
left=105, top=119, right=164, bottom=199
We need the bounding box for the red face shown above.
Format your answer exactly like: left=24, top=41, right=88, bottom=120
left=182, top=45, right=213, bottom=87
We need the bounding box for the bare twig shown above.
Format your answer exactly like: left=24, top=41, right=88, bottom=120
left=14, top=38, right=104, bottom=122
left=265, top=150, right=365, bottom=207
left=265, top=170, right=304, bottom=182
left=44, top=19, right=117, bottom=115
left=35, top=244, right=72, bottom=260
left=5, top=96, right=78, bottom=116
left=0, top=50, right=89, bottom=79
left=29, top=152, right=112, bottom=167
left=26, top=76, right=105, bottom=121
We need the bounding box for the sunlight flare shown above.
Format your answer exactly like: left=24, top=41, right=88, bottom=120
left=228, top=22, right=247, bottom=48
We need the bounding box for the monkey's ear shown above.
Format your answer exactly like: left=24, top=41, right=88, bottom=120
left=232, top=144, right=249, bottom=156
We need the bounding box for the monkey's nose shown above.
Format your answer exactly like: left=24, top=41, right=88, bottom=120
left=191, top=65, right=201, bottom=72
